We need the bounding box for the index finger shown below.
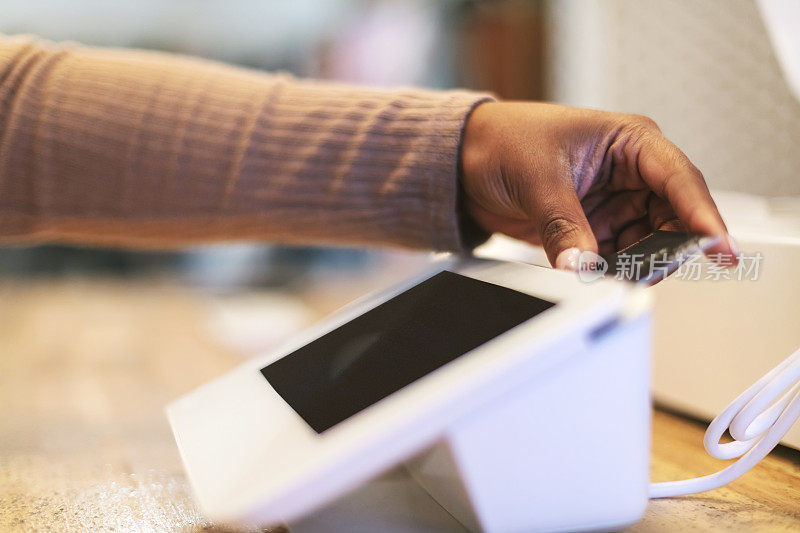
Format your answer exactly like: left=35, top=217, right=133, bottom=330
left=635, top=134, right=738, bottom=264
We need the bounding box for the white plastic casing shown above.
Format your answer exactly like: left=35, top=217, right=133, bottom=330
left=406, top=314, right=652, bottom=533
left=167, top=258, right=653, bottom=532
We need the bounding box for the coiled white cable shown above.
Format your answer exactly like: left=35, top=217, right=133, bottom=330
left=649, top=347, right=800, bottom=498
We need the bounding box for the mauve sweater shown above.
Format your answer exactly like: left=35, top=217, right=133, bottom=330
left=0, top=35, right=493, bottom=251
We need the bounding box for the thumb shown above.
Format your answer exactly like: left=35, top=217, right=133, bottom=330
left=523, top=180, right=597, bottom=270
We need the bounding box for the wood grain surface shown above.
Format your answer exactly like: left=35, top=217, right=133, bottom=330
left=1, top=279, right=798, bottom=532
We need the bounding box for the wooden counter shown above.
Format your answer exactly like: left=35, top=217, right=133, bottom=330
left=1, top=279, right=798, bottom=532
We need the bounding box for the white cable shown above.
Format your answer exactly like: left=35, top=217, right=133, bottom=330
left=649, top=346, right=800, bottom=498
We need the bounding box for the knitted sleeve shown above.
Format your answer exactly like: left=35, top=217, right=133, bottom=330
left=0, top=35, right=493, bottom=251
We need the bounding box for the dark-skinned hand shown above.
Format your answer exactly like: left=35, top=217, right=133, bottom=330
left=460, top=102, right=737, bottom=269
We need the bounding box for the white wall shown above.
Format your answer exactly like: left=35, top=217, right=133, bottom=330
left=546, top=0, right=800, bottom=197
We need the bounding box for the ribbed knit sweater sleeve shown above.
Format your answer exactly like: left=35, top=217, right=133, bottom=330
left=0, top=35, right=493, bottom=251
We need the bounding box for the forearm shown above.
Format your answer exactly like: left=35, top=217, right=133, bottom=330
left=0, top=35, right=492, bottom=250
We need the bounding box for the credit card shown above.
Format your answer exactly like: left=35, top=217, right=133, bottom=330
left=603, top=231, right=720, bottom=285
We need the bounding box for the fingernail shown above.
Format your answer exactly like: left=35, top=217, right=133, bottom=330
left=726, top=234, right=740, bottom=266
left=727, top=234, right=739, bottom=258
left=556, top=247, right=581, bottom=271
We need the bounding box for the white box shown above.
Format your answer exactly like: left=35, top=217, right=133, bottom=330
left=652, top=192, right=800, bottom=450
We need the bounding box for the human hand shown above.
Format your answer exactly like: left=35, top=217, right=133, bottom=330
left=459, top=102, right=737, bottom=269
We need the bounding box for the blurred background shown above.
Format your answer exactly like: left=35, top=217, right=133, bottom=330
left=2, top=0, right=797, bottom=285
left=2, top=0, right=799, bottom=362
left=2, top=0, right=798, bottom=280
left=1, top=0, right=798, bottom=369
left=2, top=2, right=800, bottom=529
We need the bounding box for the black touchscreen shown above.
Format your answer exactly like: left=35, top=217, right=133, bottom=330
left=261, top=270, right=554, bottom=433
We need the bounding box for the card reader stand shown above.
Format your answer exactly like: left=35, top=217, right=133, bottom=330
left=293, top=314, right=652, bottom=533
left=168, top=261, right=655, bottom=533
